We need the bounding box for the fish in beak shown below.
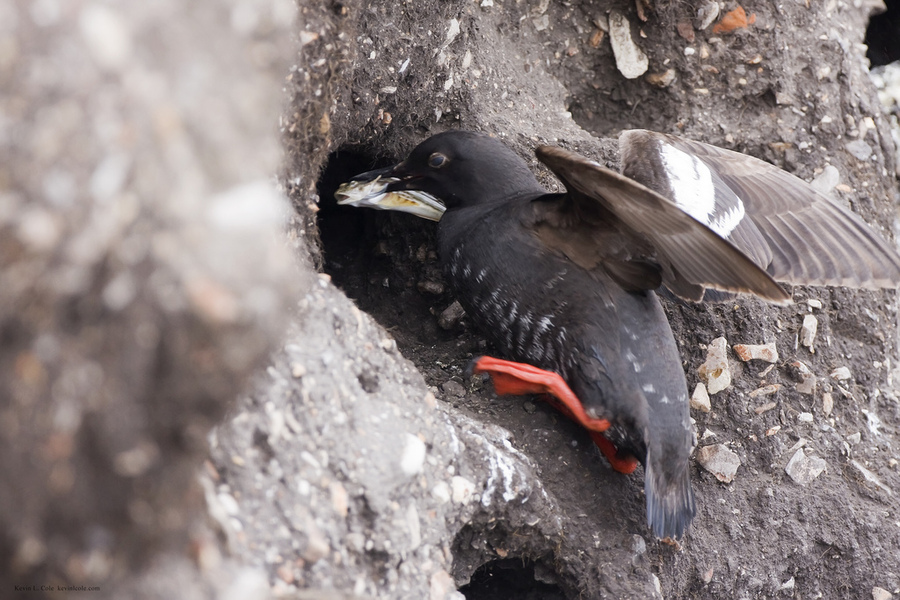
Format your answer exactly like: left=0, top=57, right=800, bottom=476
left=334, top=165, right=446, bottom=221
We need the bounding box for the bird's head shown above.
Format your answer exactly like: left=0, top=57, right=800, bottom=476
left=336, top=130, right=545, bottom=219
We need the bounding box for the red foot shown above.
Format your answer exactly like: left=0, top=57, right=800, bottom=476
left=472, top=356, right=638, bottom=474
left=588, top=431, right=639, bottom=475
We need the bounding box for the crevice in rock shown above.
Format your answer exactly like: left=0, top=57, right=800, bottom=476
left=866, top=0, right=900, bottom=66
left=458, top=558, right=567, bottom=600
left=315, top=149, right=475, bottom=367
left=451, top=520, right=572, bottom=600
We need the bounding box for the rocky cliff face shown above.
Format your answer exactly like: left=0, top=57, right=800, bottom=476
left=2, top=0, right=899, bottom=599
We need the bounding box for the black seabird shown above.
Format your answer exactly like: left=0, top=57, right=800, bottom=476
left=335, top=130, right=900, bottom=540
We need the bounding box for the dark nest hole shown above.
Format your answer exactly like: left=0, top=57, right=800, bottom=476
left=458, top=558, right=568, bottom=600
left=866, top=0, right=900, bottom=66
left=315, top=147, right=452, bottom=346
left=315, top=147, right=493, bottom=388
left=452, top=520, right=571, bottom=599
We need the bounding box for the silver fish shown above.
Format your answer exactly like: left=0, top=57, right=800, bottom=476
left=335, top=176, right=445, bottom=221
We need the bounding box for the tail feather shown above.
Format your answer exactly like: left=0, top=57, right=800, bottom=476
left=645, top=451, right=696, bottom=540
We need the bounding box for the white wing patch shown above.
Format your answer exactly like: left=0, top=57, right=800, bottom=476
left=709, top=201, right=746, bottom=237
left=659, top=142, right=745, bottom=237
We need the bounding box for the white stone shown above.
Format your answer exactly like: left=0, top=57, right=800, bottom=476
left=810, top=165, right=841, bottom=195
left=450, top=476, right=475, bottom=504
left=207, top=180, right=289, bottom=232
left=399, top=433, right=426, bottom=476
left=733, top=342, right=778, bottom=363
left=431, top=481, right=451, bottom=504
left=79, top=4, right=132, bottom=71
left=872, top=586, right=893, bottom=600
left=830, top=366, right=852, bottom=381
left=800, top=314, right=818, bottom=352
left=608, top=11, right=648, bottom=79
left=690, top=382, right=711, bottom=413
left=698, top=337, right=731, bottom=394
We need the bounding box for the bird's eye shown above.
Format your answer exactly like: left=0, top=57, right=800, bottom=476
left=428, top=152, right=448, bottom=168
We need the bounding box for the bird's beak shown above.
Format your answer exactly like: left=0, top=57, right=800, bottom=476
left=335, top=163, right=446, bottom=222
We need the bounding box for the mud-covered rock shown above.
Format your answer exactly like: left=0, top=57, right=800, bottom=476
left=1, top=0, right=299, bottom=597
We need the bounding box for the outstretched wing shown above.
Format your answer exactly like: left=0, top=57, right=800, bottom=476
left=620, top=129, right=900, bottom=290
left=535, top=145, right=789, bottom=303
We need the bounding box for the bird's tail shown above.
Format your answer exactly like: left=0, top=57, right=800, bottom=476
left=645, top=449, right=696, bottom=540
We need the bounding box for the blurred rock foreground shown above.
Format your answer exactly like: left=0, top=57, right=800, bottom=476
left=2, top=0, right=900, bottom=599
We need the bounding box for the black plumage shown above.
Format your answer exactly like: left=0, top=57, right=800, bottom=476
left=336, top=130, right=900, bottom=540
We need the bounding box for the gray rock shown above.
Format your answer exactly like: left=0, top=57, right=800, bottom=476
left=696, top=444, right=741, bottom=483
left=440, top=379, right=467, bottom=398
left=785, top=449, right=827, bottom=485
left=845, top=139, right=873, bottom=161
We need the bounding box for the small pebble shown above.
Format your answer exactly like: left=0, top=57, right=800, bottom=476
left=698, top=337, right=731, bottom=394
left=788, top=438, right=808, bottom=453
left=785, top=448, right=826, bottom=485
left=851, top=461, right=893, bottom=495
left=845, top=139, right=873, bottom=161
left=790, top=360, right=817, bottom=395
left=329, top=481, right=349, bottom=517
left=523, top=400, right=537, bottom=414
left=432, top=481, right=451, bottom=503
left=872, top=587, right=893, bottom=600
left=440, top=379, right=466, bottom=398
left=290, top=362, right=307, bottom=378
left=694, top=1, right=720, bottom=30
left=749, top=384, right=780, bottom=398
left=696, top=444, right=740, bottom=483
left=733, top=342, right=778, bottom=363
left=450, top=476, right=475, bottom=504
left=830, top=366, right=852, bottom=381
left=754, top=401, right=777, bottom=415
left=399, top=433, right=426, bottom=476
left=810, top=165, right=841, bottom=195
left=645, top=69, right=676, bottom=88
left=690, top=382, right=711, bottom=413
left=418, top=280, right=444, bottom=295
left=823, top=392, right=834, bottom=416
left=438, top=301, right=465, bottom=330
left=608, top=10, right=648, bottom=79
left=807, top=298, right=823, bottom=309
left=797, top=412, right=814, bottom=423
left=846, top=432, right=861, bottom=444
left=800, top=314, right=818, bottom=352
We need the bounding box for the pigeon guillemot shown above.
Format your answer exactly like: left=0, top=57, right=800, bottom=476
left=335, top=130, right=900, bottom=540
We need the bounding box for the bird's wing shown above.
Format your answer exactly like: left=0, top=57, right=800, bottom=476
left=535, top=145, right=789, bottom=303
left=620, top=129, right=900, bottom=290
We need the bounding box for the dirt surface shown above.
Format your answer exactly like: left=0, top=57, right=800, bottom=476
left=3, top=0, right=900, bottom=599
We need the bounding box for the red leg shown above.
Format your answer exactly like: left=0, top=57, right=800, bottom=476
left=473, top=356, right=610, bottom=432
left=473, top=356, right=638, bottom=474
left=588, top=431, right=639, bottom=474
